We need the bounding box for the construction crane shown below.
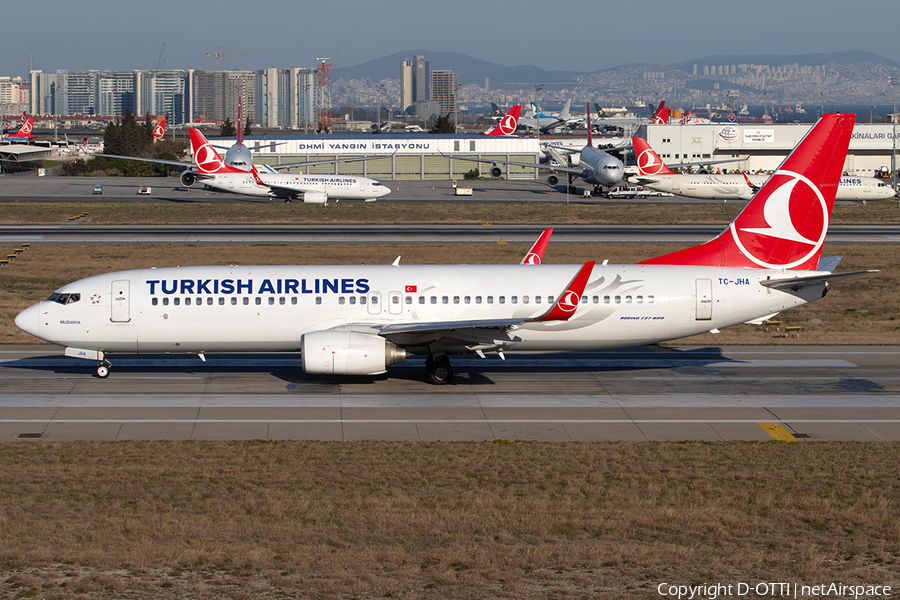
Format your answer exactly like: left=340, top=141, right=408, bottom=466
left=205, top=47, right=267, bottom=71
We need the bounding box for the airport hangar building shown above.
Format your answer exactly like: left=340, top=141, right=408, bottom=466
left=635, top=122, right=900, bottom=177
left=217, top=124, right=900, bottom=181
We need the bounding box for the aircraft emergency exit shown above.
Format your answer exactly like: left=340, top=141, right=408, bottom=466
left=16, top=114, right=873, bottom=384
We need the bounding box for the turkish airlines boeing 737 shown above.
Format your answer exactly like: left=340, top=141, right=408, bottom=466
left=631, top=136, right=896, bottom=201
left=16, top=114, right=872, bottom=384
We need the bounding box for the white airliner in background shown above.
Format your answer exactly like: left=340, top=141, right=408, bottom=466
left=631, top=136, right=896, bottom=201
left=16, top=114, right=872, bottom=384
left=100, top=128, right=391, bottom=204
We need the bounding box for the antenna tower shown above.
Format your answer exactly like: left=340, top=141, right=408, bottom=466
left=315, top=57, right=336, bottom=133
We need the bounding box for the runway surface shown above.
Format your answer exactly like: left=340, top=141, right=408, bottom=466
left=2, top=223, right=897, bottom=245
left=2, top=345, right=898, bottom=442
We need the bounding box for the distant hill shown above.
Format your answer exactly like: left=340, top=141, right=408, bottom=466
left=333, top=50, right=581, bottom=85
left=669, top=51, right=900, bottom=73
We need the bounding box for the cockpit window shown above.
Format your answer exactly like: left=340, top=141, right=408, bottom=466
left=47, top=292, right=81, bottom=305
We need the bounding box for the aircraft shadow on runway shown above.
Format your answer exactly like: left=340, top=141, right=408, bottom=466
left=3, top=346, right=734, bottom=386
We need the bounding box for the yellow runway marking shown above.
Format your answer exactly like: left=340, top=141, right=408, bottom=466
left=758, top=422, right=797, bottom=442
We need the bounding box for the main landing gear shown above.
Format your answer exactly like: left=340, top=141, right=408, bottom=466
left=425, top=354, right=454, bottom=385
left=95, top=359, right=112, bottom=379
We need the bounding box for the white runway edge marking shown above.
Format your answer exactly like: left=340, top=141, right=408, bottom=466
left=3, top=419, right=900, bottom=424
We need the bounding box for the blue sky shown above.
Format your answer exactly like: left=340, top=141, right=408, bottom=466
left=4, top=0, right=899, bottom=77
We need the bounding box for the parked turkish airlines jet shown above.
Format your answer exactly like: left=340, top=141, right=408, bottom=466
left=447, top=105, right=627, bottom=193
left=631, top=136, right=897, bottom=201
left=16, top=114, right=873, bottom=383
left=486, top=105, right=522, bottom=136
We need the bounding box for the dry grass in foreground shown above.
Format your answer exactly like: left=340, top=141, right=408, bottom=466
left=1, top=199, right=898, bottom=225
left=1, top=242, right=897, bottom=345
left=0, top=441, right=898, bottom=600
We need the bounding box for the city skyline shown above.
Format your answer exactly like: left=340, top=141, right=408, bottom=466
left=2, top=0, right=898, bottom=78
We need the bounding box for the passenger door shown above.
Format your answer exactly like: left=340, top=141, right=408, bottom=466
left=111, top=280, right=131, bottom=323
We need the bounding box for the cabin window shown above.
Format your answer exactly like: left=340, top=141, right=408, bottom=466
left=604, top=296, right=611, bottom=304
left=352, top=296, right=359, bottom=305
left=405, top=296, right=412, bottom=305
left=430, top=296, right=437, bottom=304
left=231, top=297, right=237, bottom=305
left=185, top=297, right=191, bottom=306
left=392, top=296, right=399, bottom=304
left=548, top=296, right=554, bottom=304
left=368, top=296, right=376, bottom=305
left=535, top=296, right=542, bottom=304
left=648, top=295, right=654, bottom=304
left=173, top=298, right=180, bottom=306
left=475, top=296, right=482, bottom=304
left=511, top=296, right=517, bottom=304
left=465, top=296, right=471, bottom=304
left=152, top=298, right=158, bottom=306
left=453, top=296, right=460, bottom=304
left=219, top=297, right=225, bottom=305
left=636, top=296, right=643, bottom=304
left=499, top=296, right=505, bottom=304
left=243, top=298, right=249, bottom=305
left=291, top=297, right=297, bottom=305
left=592, top=295, right=599, bottom=304
left=339, top=297, right=346, bottom=305
left=487, top=296, right=493, bottom=304
left=615, top=296, right=621, bottom=304
left=315, top=297, right=322, bottom=305
left=208, top=297, right=213, bottom=305
left=418, top=296, right=425, bottom=305
left=625, top=295, right=632, bottom=304
left=523, top=295, right=529, bottom=304
left=162, top=298, right=169, bottom=306
left=442, top=296, right=448, bottom=304
left=255, top=297, right=262, bottom=306
left=279, top=297, right=285, bottom=305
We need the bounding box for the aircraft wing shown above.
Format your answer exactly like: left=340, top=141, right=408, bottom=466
left=663, top=156, right=748, bottom=170
left=759, top=270, right=878, bottom=292
left=440, top=152, right=588, bottom=177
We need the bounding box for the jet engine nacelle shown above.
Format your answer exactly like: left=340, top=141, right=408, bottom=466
left=489, top=166, right=503, bottom=179
left=303, top=191, right=328, bottom=204
left=546, top=174, right=560, bottom=187
left=180, top=172, right=197, bottom=187
left=301, top=330, right=407, bottom=375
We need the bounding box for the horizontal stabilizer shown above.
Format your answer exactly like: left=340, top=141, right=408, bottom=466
left=760, top=270, right=877, bottom=291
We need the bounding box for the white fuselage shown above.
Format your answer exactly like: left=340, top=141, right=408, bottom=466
left=16, top=263, right=824, bottom=356
left=203, top=172, right=391, bottom=201
left=579, top=146, right=626, bottom=187
left=631, top=173, right=896, bottom=201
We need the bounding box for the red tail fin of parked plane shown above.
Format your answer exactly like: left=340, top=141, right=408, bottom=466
left=486, top=105, right=521, bottom=136
left=189, top=129, right=247, bottom=174
left=651, top=101, right=667, bottom=123
left=632, top=137, right=676, bottom=176
left=640, top=113, right=855, bottom=270
left=152, top=117, right=167, bottom=140
left=8, top=117, right=33, bottom=138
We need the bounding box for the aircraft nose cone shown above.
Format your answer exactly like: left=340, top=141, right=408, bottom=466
left=15, top=304, right=41, bottom=339
left=378, top=185, right=391, bottom=196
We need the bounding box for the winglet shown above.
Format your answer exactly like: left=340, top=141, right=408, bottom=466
left=521, top=228, right=553, bottom=264
left=532, top=261, right=595, bottom=322
left=250, top=164, right=266, bottom=187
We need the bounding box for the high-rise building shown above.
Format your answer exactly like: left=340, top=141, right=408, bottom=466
left=255, top=67, right=315, bottom=129
left=186, top=69, right=255, bottom=124
left=413, top=54, right=429, bottom=103
left=430, top=70, right=458, bottom=120
left=135, top=70, right=187, bottom=124
left=400, top=59, right=413, bottom=113
left=94, top=71, right=134, bottom=116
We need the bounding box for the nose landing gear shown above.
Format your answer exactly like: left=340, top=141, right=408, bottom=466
left=95, top=360, right=111, bottom=379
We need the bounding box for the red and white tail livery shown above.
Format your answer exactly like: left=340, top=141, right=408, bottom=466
left=641, top=113, right=856, bottom=270
left=189, top=129, right=246, bottom=175
left=633, top=137, right=676, bottom=176
left=651, top=101, right=668, bottom=124
left=8, top=117, right=33, bottom=139
left=152, top=117, right=167, bottom=140
left=486, top=105, right=521, bottom=136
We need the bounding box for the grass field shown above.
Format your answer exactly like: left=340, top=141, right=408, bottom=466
left=1, top=441, right=898, bottom=599
left=1, top=242, right=897, bottom=346
left=1, top=198, right=898, bottom=225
